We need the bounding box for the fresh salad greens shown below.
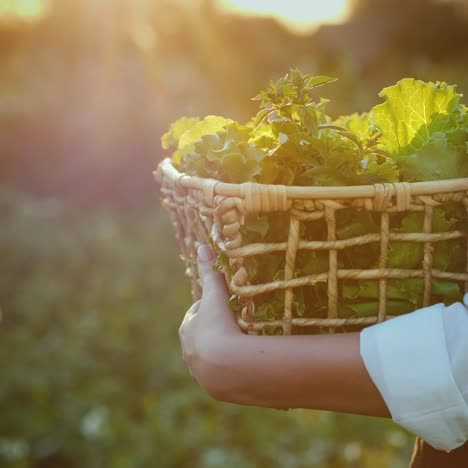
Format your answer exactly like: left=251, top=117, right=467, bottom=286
left=162, top=70, right=468, bottom=333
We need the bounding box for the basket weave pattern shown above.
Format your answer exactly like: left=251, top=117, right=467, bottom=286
left=157, top=159, right=468, bottom=335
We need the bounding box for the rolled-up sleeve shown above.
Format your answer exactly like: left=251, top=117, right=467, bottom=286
left=360, top=294, right=468, bottom=451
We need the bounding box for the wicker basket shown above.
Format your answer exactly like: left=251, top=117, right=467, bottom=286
left=156, top=158, right=468, bottom=335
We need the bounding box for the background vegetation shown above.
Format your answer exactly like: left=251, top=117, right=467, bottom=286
left=1, top=0, right=467, bottom=466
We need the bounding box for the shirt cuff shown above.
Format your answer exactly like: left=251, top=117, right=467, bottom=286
left=360, top=302, right=468, bottom=451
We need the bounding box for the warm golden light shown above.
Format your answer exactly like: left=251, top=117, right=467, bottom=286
left=0, top=0, right=48, bottom=21
left=219, top=0, right=350, bottom=32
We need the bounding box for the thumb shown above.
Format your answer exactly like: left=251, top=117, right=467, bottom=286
left=197, top=245, right=229, bottom=299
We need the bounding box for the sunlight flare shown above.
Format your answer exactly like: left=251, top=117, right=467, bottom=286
left=219, top=0, right=350, bottom=32
left=0, top=0, right=48, bottom=20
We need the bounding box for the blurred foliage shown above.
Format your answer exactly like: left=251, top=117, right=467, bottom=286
left=0, top=188, right=415, bottom=467
left=0, top=0, right=466, bottom=206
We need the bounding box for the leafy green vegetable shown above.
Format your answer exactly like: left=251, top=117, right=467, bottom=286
left=371, top=78, right=468, bottom=182
left=178, top=115, right=234, bottom=151
left=166, top=115, right=234, bottom=166
left=372, top=78, right=462, bottom=158
left=182, top=123, right=266, bottom=183
left=162, top=70, right=467, bottom=332
left=161, top=116, right=201, bottom=150
left=399, top=132, right=467, bottom=181
left=361, top=154, right=400, bottom=183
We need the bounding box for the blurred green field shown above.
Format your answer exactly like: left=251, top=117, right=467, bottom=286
left=0, top=188, right=415, bottom=468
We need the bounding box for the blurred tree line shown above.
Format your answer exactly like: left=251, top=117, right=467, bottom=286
left=0, top=0, right=466, bottom=208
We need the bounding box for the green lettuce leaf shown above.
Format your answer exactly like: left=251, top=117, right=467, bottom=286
left=334, top=112, right=372, bottom=141
left=361, top=154, right=400, bottom=183
left=343, top=278, right=461, bottom=306
left=400, top=132, right=468, bottom=181
left=339, top=300, right=416, bottom=318
left=161, top=116, right=201, bottom=150
left=178, top=115, right=234, bottom=158
left=182, top=123, right=266, bottom=183
left=372, top=78, right=462, bottom=158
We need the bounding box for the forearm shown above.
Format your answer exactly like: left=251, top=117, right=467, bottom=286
left=218, top=332, right=390, bottom=418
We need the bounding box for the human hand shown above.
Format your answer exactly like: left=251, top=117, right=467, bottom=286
left=178, top=245, right=389, bottom=416
left=178, top=244, right=244, bottom=400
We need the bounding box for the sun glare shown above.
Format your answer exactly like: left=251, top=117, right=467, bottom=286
left=219, top=0, right=350, bottom=32
left=0, top=0, right=48, bottom=21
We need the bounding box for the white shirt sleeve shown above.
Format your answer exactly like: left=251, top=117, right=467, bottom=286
left=360, top=294, right=468, bottom=452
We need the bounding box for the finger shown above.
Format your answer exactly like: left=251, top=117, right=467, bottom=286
left=197, top=245, right=229, bottom=300
left=197, top=245, right=238, bottom=329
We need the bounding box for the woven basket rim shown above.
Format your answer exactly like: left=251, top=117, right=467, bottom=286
left=156, top=158, right=468, bottom=200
